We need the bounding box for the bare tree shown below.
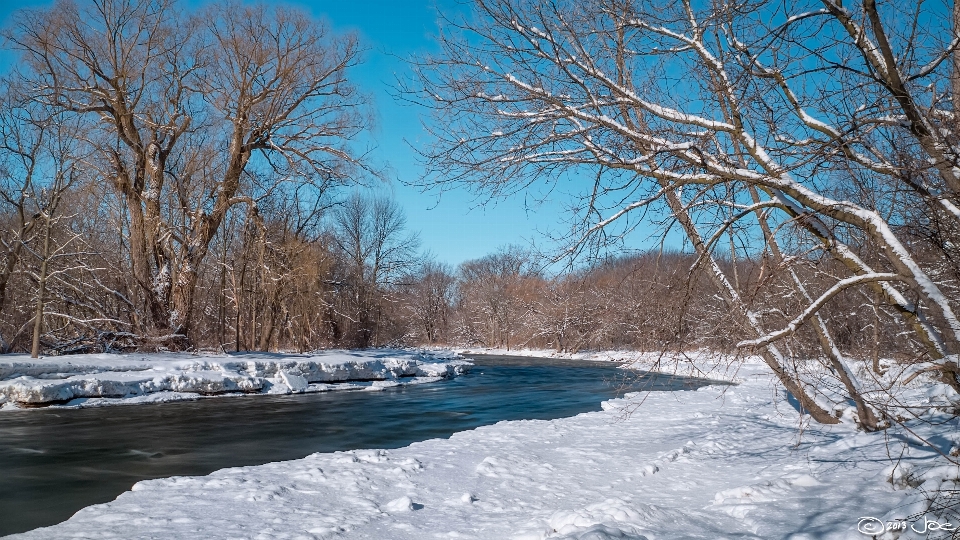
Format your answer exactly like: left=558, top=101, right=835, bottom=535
left=455, top=246, right=536, bottom=350
left=26, top=172, right=79, bottom=358
left=401, top=260, right=455, bottom=344
left=0, top=85, right=42, bottom=352
left=410, top=0, right=960, bottom=427
left=8, top=0, right=369, bottom=346
left=0, top=78, right=87, bottom=355
left=330, top=193, right=421, bottom=347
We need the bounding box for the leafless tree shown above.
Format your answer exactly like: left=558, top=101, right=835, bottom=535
left=454, top=246, right=537, bottom=349
left=409, top=0, right=960, bottom=428
left=8, top=0, right=370, bottom=346
left=401, top=260, right=455, bottom=344
left=0, top=79, right=89, bottom=355
left=330, top=193, right=421, bottom=347
left=0, top=85, right=43, bottom=352
left=26, top=176, right=79, bottom=358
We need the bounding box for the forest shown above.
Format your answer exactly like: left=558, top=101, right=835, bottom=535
left=0, top=0, right=958, bottom=432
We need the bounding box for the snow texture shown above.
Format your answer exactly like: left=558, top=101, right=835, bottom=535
left=9, top=355, right=959, bottom=539
left=0, top=349, right=469, bottom=409
left=454, top=347, right=648, bottom=363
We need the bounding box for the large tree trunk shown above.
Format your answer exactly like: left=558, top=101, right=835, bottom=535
left=661, top=186, right=839, bottom=425
left=168, top=139, right=250, bottom=342
left=119, top=169, right=170, bottom=335
left=746, top=185, right=882, bottom=430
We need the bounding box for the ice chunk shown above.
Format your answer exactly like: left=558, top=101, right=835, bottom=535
left=384, top=496, right=414, bottom=512
left=279, top=371, right=308, bottom=393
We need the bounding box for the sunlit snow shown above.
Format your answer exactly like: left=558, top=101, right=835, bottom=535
left=8, top=353, right=956, bottom=539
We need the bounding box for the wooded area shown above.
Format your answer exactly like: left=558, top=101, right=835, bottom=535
left=406, top=0, right=960, bottom=430
left=0, top=0, right=959, bottom=430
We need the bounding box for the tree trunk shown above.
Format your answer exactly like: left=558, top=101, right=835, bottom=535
left=746, top=185, right=881, bottom=430
left=953, top=0, right=960, bottom=121
left=662, top=186, right=839, bottom=425
left=30, top=215, right=51, bottom=359
left=218, top=237, right=227, bottom=349
left=872, top=290, right=883, bottom=375
left=124, top=187, right=168, bottom=332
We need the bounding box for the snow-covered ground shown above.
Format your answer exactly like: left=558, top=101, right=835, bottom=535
left=456, top=347, right=642, bottom=363
left=459, top=348, right=751, bottom=383
left=0, top=349, right=469, bottom=410
left=457, top=347, right=726, bottom=369
left=10, top=355, right=960, bottom=539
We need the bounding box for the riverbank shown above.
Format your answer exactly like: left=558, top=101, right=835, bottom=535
left=456, top=347, right=744, bottom=381
left=0, top=349, right=469, bottom=409
left=10, top=355, right=959, bottom=539
left=455, top=347, right=650, bottom=363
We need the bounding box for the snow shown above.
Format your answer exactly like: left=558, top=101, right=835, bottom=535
left=457, top=347, right=642, bottom=362
left=457, top=348, right=743, bottom=381
left=9, top=355, right=960, bottom=539
left=0, top=349, right=469, bottom=409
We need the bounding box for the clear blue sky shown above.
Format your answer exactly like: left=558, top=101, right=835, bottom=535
left=0, top=0, right=664, bottom=267
left=281, top=0, right=588, bottom=267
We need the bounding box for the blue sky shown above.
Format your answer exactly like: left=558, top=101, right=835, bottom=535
left=0, top=0, right=664, bottom=267
left=289, top=0, right=570, bottom=266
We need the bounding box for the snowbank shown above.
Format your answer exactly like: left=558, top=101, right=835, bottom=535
left=10, top=359, right=958, bottom=539
left=459, top=347, right=751, bottom=381
left=0, top=349, right=469, bottom=409
left=455, top=346, right=642, bottom=363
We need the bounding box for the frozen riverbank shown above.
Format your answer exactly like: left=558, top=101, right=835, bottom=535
left=455, top=347, right=643, bottom=363
left=0, top=349, right=469, bottom=409
left=457, top=347, right=725, bottom=368
left=10, top=356, right=959, bottom=539
left=457, top=347, right=744, bottom=382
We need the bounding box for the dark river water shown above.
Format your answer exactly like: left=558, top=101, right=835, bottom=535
left=0, top=354, right=713, bottom=536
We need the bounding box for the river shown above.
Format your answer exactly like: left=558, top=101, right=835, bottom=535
left=0, top=354, right=712, bottom=536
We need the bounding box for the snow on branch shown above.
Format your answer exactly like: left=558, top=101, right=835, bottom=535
left=737, top=273, right=905, bottom=349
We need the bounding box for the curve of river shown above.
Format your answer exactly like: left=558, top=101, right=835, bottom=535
left=0, top=354, right=714, bottom=536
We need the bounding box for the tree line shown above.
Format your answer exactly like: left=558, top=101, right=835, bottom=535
left=0, top=0, right=719, bottom=357
left=2, top=0, right=960, bottom=433
left=0, top=0, right=369, bottom=353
